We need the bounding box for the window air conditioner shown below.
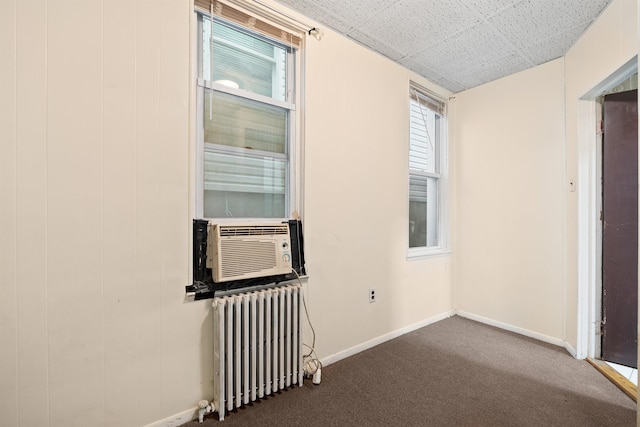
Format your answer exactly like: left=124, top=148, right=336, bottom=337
left=207, top=223, right=293, bottom=282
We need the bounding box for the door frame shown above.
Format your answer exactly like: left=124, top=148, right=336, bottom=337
left=576, top=56, right=638, bottom=359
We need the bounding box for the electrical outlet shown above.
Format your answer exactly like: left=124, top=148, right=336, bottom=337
left=369, top=288, right=376, bottom=303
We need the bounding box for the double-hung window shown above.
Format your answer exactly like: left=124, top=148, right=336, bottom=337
left=408, top=83, right=447, bottom=255
left=195, top=5, right=299, bottom=219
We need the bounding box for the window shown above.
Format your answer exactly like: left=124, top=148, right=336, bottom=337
left=408, top=83, right=447, bottom=255
left=196, top=8, right=299, bottom=219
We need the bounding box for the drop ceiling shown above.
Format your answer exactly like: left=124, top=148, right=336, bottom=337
left=273, top=0, right=613, bottom=93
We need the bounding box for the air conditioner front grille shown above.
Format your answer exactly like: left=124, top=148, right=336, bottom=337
left=219, top=240, right=278, bottom=277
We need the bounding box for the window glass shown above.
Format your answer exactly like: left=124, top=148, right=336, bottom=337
left=409, top=85, right=445, bottom=252
left=204, top=89, right=287, bottom=154
left=409, top=176, right=438, bottom=248
left=198, top=14, right=295, bottom=219
left=202, top=17, right=287, bottom=101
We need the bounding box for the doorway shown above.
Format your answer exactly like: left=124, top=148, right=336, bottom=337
left=600, top=88, right=638, bottom=369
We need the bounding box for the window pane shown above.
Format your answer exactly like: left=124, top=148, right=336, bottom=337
left=202, top=17, right=287, bottom=101
left=204, top=190, right=285, bottom=218
left=409, top=175, right=438, bottom=248
left=203, top=149, right=286, bottom=218
left=204, top=89, right=287, bottom=155
left=410, top=98, right=439, bottom=174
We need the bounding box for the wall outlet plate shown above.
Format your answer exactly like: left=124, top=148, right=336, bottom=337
left=369, top=288, right=376, bottom=303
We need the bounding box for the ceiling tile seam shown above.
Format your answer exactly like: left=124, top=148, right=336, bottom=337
left=478, top=0, right=525, bottom=20
left=524, top=20, right=592, bottom=49
left=555, top=19, right=599, bottom=54
left=347, top=0, right=404, bottom=36
left=459, top=0, right=535, bottom=68
left=344, top=34, right=408, bottom=64
left=394, top=19, right=487, bottom=63
left=350, top=0, right=486, bottom=61
left=344, top=27, right=410, bottom=60
left=453, top=53, right=529, bottom=77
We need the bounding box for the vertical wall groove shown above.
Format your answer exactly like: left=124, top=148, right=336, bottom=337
left=0, top=1, right=20, bottom=424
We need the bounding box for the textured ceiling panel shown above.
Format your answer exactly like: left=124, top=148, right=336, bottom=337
left=463, top=0, right=521, bottom=19
left=453, top=53, right=532, bottom=88
left=488, top=0, right=602, bottom=49
left=397, top=56, right=445, bottom=84
left=405, top=23, right=520, bottom=78
left=355, top=0, right=480, bottom=56
left=519, top=22, right=590, bottom=66
left=346, top=28, right=407, bottom=61
left=273, top=0, right=614, bottom=92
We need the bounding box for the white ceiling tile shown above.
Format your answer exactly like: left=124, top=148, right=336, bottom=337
left=463, top=0, right=522, bottom=19
left=448, top=73, right=485, bottom=90
left=532, top=0, right=611, bottom=34
left=346, top=28, right=407, bottom=61
left=406, top=22, right=520, bottom=77
left=460, top=53, right=531, bottom=84
left=357, top=0, right=480, bottom=56
left=273, top=0, right=354, bottom=33
left=399, top=57, right=445, bottom=83
left=435, top=77, right=466, bottom=93
left=487, top=0, right=611, bottom=50
left=520, top=23, right=589, bottom=65
left=272, top=0, right=614, bottom=91
left=275, top=0, right=392, bottom=30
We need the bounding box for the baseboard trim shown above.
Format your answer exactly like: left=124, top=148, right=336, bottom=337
left=321, top=310, right=455, bottom=367
left=144, top=407, right=198, bottom=427
left=455, top=310, right=566, bottom=349
left=564, top=341, right=578, bottom=358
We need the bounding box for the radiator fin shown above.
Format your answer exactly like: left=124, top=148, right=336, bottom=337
left=212, top=284, right=303, bottom=421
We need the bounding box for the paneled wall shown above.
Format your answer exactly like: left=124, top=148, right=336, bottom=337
left=0, top=0, right=195, bottom=425
left=0, top=0, right=453, bottom=425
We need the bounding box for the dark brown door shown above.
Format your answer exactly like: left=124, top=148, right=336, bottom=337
left=602, top=89, right=638, bottom=368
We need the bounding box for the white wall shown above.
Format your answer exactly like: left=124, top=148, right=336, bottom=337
left=452, top=0, right=638, bottom=349
left=452, top=58, right=566, bottom=342
left=0, top=0, right=453, bottom=425
left=303, top=24, right=453, bottom=362
left=563, top=0, right=637, bottom=351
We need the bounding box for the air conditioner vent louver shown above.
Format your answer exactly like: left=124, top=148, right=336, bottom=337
left=219, top=225, right=289, bottom=237
left=208, top=222, right=292, bottom=282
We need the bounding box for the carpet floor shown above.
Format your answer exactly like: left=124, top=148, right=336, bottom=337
left=189, top=316, right=636, bottom=426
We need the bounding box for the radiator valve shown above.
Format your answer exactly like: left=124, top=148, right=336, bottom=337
left=197, top=400, right=214, bottom=423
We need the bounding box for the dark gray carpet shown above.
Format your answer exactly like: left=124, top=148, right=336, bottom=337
left=189, top=316, right=636, bottom=426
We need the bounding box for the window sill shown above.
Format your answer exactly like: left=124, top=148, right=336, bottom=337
left=185, top=274, right=309, bottom=302
left=407, top=247, right=451, bottom=260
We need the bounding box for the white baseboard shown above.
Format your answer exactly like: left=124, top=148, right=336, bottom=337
left=455, top=310, right=567, bottom=349
left=321, top=310, right=455, bottom=367
left=564, top=341, right=578, bottom=358
left=144, top=407, right=198, bottom=427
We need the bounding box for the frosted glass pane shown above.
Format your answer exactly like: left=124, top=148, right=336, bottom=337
left=204, top=190, right=285, bottom=218
left=203, top=149, right=286, bottom=194
left=204, top=89, right=287, bottom=155
left=203, top=149, right=286, bottom=218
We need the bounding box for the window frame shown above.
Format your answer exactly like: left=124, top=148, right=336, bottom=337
left=408, top=82, right=449, bottom=259
left=194, top=11, right=300, bottom=222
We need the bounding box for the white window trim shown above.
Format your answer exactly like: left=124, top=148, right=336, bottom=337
left=407, top=84, right=449, bottom=259
left=194, top=11, right=302, bottom=222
